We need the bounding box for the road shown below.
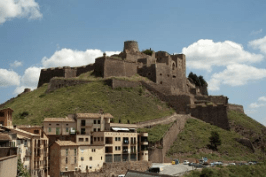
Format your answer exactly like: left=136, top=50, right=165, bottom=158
left=152, top=163, right=195, bottom=176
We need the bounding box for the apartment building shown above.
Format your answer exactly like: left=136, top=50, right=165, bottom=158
left=50, top=141, right=79, bottom=177
left=0, top=108, right=13, bottom=127
left=0, top=108, right=49, bottom=177
left=45, top=112, right=149, bottom=175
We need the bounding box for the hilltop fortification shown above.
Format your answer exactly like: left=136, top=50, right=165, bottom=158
left=37, top=41, right=230, bottom=130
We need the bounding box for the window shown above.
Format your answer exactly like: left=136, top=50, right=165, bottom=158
left=49, top=124, right=51, bottom=126
left=81, top=128, right=86, bottom=135
left=66, top=124, right=68, bottom=126
left=66, top=149, right=68, bottom=156
left=94, top=128, right=96, bottom=132
left=98, top=137, right=100, bottom=141
left=48, top=127, right=51, bottom=132
left=74, top=149, right=77, bottom=156
left=66, top=127, right=69, bottom=132
left=81, top=157, right=84, bottom=161
left=94, top=137, right=96, bottom=141
left=79, top=138, right=84, bottom=142
left=115, top=137, right=117, bottom=141
left=92, top=149, right=95, bottom=152
left=81, top=120, right=86, bottom=126
left=86, top=138, right=89, bottom=142
left=98, top=120, right=100, bottom=124
left=118, top=137, right=121, bottom=141
left=89, top=157, right=92, bottom=161
left=56, top=127, right=60, bottom=135
left=98, top=128, right=100, bottom=132
left=66, top=157, right=68, bottom=164
left=74, top=157, right=76, bottom=164
left=101, top=156, right=102, bottom=160
left=94, top=120, right=96, bottom=124
left=56, top=124, right=59, bottom=126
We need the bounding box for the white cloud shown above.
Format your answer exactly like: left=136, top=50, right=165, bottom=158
left=258, top=96, right=266, bottom=102
left=208, top=64, right=266, bottom=91
left=249, top=36, right=266, bottom=55
left=41, top=48, right=120, bottom=68
left=10, top=60, right=22, bottom=68
left=0, top=69, right=20, bottom=86
left=249, top=103, right=265, bottom=109
left=13, top=66, right=42, bottom=94
left=0, top=0, right=42, bottom=24
left=250, top=29, right=263, bottom=35
left=182, top=39, right=264, bottom=72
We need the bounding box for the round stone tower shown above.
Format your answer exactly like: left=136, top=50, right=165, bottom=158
left=123, top=41, right=139, bottom=53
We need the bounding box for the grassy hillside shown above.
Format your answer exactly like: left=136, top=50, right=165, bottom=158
left=167, top=118, right=264, bottom=161
left=228, top=110, right=266, bottom=147
left=185, top=162, right=266, bottom=177
left=2, top=80, right=174, bottom=125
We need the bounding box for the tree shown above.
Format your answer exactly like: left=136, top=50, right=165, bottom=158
left=17, top=158, right=30, bottom=177
left=188, top=72, right=208, bottom=87
left=209, top=131, right=221, bottom=150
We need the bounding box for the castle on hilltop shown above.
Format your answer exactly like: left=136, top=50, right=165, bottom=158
left=37, top=41, right=230, bottom=130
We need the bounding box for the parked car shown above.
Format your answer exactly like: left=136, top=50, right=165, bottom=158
left=228, top=163, right=236, bottom=166
left=189, top=162, right=196, bottom=166
left=183, top=160, right=189, bottom=165
left=194, top=164, right=206, bottom=168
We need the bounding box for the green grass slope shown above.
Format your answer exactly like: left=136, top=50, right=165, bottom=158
left=2, top=81, right=174, bottom=125
left=185, top=162, right=266, bottom=177
left=167, top=118, right=264, bottom=161
left=228, top=110, right=266, bottom=147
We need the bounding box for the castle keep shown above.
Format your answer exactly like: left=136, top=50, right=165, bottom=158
left=38, top=41, right=229, bottom=130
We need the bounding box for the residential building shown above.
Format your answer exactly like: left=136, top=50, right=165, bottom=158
left=49, top=140, right=79, bottom=177
left=45, top=112, right=149, bottom=175
left=0, top=108, right=13, bottom=127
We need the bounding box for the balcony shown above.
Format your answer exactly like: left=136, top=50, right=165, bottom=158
left=123, top=138, right=129, bottom=145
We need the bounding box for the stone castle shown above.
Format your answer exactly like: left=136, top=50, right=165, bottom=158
left=37, top=41, right=230, bottom=130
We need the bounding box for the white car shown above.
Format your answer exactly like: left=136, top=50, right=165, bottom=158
left=183, top=160, right=189, bottom=165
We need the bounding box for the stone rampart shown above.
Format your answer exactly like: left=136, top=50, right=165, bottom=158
left=228, top=104, right=245, bottom=114
left=38, top=67, right=66, bottom=87
left=188, top=104, right=230, bottom=130
left=148, top=115, right=189, bottom=163
left=46, top=78, right=92, bottom=93
left=111, top=79, right=141, bottom=89
left=76, top=64, right=94, bottom=76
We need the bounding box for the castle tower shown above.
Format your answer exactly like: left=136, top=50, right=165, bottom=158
left=123, top=41, right=139, bottom=53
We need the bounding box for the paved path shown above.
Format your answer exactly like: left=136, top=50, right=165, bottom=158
left=152, top=163, right=194, bottom=176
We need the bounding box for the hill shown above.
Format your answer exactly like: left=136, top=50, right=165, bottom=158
left=1, top=80, right=174, bottom=125
left=166, top=111, right=266, bottom=162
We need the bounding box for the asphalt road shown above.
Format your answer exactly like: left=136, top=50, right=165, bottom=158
left=152, top=163, right=194, bottom=176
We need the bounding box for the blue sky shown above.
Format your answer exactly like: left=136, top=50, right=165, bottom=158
left=0, top=0, right=266, bottom=126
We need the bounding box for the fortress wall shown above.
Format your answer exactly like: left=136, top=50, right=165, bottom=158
left=228, top=104, right=245, bottom=114
left=46, top=78, right=91, bottom=93
left=199, top=85, right=208, bottom=96
left=64, top=67, right=77, bottom=78
left=208, top=96, right=228, bottom=105
left=38, top=68, right=65, bottom=87
left=156, top=63, right=172, bottom=87
left=94, top=58, right=105, bottom=76
left=111, top=79, right=141, bottom=89
left=189, top=104, right=230, bottom=130
left=167, top=95, right=192, bottom=114
left=76, top=64, right=94, bottom=76
left=124, top=61, right=138, bottom=77
left=138, top=65, right=156, bottom=82
left=103, top=58, right=138, bottom=78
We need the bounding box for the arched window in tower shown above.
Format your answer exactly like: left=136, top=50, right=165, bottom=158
left=172, top=63, right=175, bottom=70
